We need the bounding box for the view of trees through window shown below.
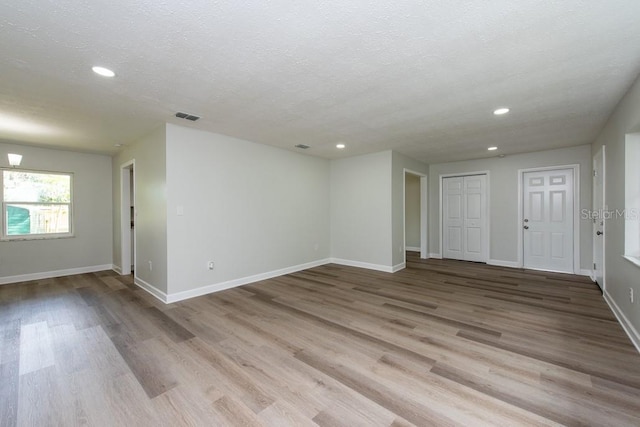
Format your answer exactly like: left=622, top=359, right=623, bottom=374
left=2, top=170, right=72, bottom=237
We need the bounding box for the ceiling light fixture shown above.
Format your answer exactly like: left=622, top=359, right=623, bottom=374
left=8, top=153, right=22, bottom=167
left=92, top=66, right=115, bottom=77
left=336, top=143, right=346, bottom=149
left=493, top=107, right=510, bottom=115
left=487, top=146, right=498, bottom=151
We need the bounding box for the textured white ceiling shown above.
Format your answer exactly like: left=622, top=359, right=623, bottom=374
left=1, top=1, right=640, bottom=163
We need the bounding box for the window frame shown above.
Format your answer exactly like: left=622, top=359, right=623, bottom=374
left=1, top=168, right=75, bottom=241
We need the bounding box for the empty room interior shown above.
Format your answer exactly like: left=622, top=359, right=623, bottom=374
left=2, top=2, right=640, bottom=426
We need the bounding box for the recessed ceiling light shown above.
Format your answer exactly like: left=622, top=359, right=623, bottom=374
left=336, top=143, right=346, bottom=149
left=92, top=66, right=115, bottom=77
left=114, top=143, right=123, bottom=147
left=488, top=146, right=498, bottom=151
left=493, top=107, right=509, bottom=115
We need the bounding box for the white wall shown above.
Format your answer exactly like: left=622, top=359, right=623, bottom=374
left=0, top=142, right=112, bottom=282
left=392, top=152, right=428, bottom=266
left=428, top=145, right=592, bottom=270
left=165, top=124, right=330, bottom=297
left=592, top=72, right=640, bottom=349
left=405, top=173, right=420, bottom=249
left=330, top=151, right=393, bottom=269
left=112, top=126, right=168, bottom=293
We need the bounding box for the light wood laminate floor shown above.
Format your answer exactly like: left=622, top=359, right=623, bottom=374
left=1, top=254, right=640, bottom=426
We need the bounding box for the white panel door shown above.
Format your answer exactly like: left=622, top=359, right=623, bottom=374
left=593, top=147, right=605, bottom=289
left=443, top=177, right=464, bottom=259
left=523, top=169, right=574, bottom=273
left=443, top=175, right=487, bottom=262
left=463, top=175, right=487, bottom=262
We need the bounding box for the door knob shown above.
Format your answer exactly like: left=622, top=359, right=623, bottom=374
left=596, top=231, right=603, bottom=236
left=524, top=225, right=529, bottom=230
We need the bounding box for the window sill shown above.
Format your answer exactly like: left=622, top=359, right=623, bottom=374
left=1, top=234, right=74, bottom=242
left=623, top=255, right=640, bottom=269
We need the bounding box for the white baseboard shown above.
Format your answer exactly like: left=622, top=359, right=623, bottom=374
left=406, top=246, right=420, bottom=252
left=429, top=253, right=442, bottom=259
left=330, top=258, right=397, bottom=273
left=487, top=259, right=520, bottom=268
left=604, top=290, right=640, bottom=354
left=134, top=276, right=169, bottom=303
left=165, top=258, right=331, bottom=303
left=112, top=264, right=122, bottom=275
left=0, top=264, right=114, bottom=285
left=392, top=262, right=406, bottom=273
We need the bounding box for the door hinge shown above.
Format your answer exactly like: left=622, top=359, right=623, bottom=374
left=593, top=263, right=596, bottom=270
left=593, top=170, right=597, bottom=177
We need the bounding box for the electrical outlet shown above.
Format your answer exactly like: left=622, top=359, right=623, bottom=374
left=148, top=260, right=153, bottom=271
left=631, top=288, right=634, bottom=303
left=208, top=261, right=214, bottom=270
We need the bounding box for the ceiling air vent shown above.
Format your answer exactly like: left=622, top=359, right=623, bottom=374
left=295, top=144, right=310, bottom=149
left=175, top=112, right=200, bottom=121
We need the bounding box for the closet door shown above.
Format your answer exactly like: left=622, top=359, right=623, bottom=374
left=443, top=175, right=488, bottom=262
left=443, top=177, right=464, bottom=260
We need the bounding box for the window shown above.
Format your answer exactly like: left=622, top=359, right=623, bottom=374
left=624, top=133, right=640, bottom=267
left=1, top=169, right=73, bottom=240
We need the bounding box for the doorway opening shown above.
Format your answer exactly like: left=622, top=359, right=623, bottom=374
left=403, top=169, right=428, bottom=262
left=120, top=160, right=135, bottom=276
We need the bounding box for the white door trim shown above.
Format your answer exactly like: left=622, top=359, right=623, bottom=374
left=438, top=170, right=490, bottom=260
left=421, top=175, right=428, bottom=259
left=517, top=164, right=580, bottom=274
left=120, top=160, right=135, bottom=276
left=403, top=168, right=428, bottom=263
left=593, top=146, right=606, bottom=289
